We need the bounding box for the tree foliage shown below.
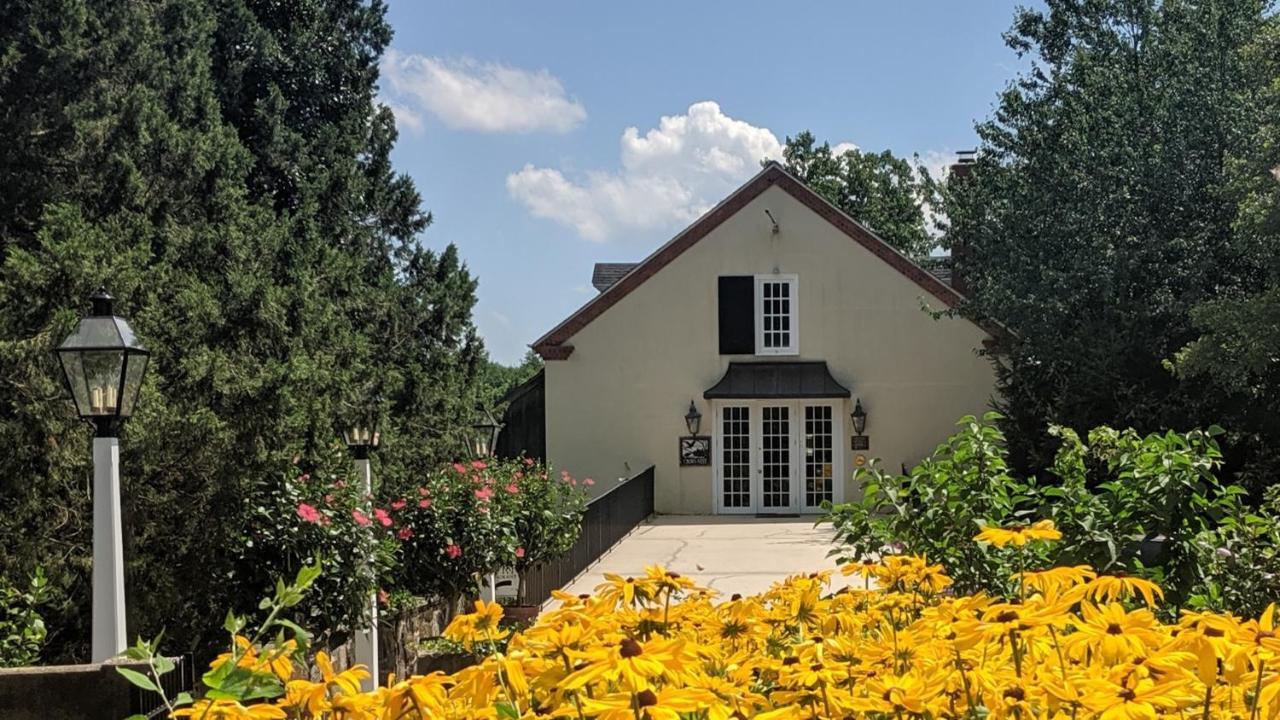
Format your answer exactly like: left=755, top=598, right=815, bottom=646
left=0, top=0, right=484, bottom=661
left=1172, top=15, right=1280, bottom=488
left=943, top=0, right=1275, bottom=479
left=779, top=132, right=938, bottom=259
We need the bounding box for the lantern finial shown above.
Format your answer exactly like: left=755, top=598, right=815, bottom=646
left=89, top=288, right=114, bottom=316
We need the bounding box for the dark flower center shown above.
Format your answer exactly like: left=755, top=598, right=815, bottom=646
left=1119, top=688, right=1136, bottom=702
left=636, top=689, right=658, bottom=707
left=1205, top=627, right=1225, bottom=638
left=1107, top=623, right=1124, bottom=635
left=996, top=610, right=1020, bottom=623
left=782, top=656, right=800, bottom=666
left=620, top=639, right=643, bottom=658
left=1003, top=687, right=1025, bottom=702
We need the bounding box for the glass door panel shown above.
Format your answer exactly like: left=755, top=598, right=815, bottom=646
left=719, top=405, right=752, bottom=511
left=760, top=405, right=793, bottom=510
left=804, top=405, right=835, bottom=509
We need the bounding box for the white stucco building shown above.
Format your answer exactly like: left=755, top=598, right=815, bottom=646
left=514, top=162, right=997, bottom=515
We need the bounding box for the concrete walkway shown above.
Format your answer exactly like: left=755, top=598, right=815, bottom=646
left=555, top=515, right=856, bottom=601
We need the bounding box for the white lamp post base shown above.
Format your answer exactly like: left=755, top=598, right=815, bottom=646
left=91, top=436, right=127, bottom=663
left=352, top=457, right=379, bottom=689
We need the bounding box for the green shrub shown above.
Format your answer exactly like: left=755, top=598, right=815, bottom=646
left=825, top=413, right=1264, bottom=613
left=0, top=568, right=47, bottom=667
left=1189, top=486, right=1280, bottom=617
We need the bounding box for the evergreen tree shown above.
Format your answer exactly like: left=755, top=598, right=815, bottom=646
left=0, top=0, right=484, bottom=661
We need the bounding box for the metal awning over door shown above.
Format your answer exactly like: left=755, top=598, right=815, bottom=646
left=703, top=361, right=850, bottom=399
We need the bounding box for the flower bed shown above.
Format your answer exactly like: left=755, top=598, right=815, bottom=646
left=132, top=522, right=1280, bottom=719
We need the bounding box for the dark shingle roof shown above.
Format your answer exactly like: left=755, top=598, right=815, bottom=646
left=919, top=256, right=952, bottom=287
left=591, top=263, right=638, bottom=293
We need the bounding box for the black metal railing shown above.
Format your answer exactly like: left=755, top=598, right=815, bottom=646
left=520, top=465, right=655, bottom=605
left=129, top=653, right=196, bottom=718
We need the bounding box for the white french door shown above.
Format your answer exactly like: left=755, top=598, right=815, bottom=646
left=713, top=400, right=843, bottom=514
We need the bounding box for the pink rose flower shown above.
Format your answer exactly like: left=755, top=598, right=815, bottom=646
left=523, top=457, right=536, bottom=466
left=418, top=487, right=430, bottom=497
left=584, top=478, right=595, bottom=486
left=391, top=499, right=407, bottom=510
left=471, top=460, right=488, bottom=470
left=297, top=473, right=310, bottom=483
left=505, top=483, right=519, bottom=494
left=397, top=526, right=414, bottom=541
left=296, top=503, right=321, bottom=523
left=374, top=508, right=393, bottom=527
left=351, top=509, right=370, bottom=527
left=452, top=463, right=467, bottom=474
left=323, top=494, right=335, bottom=505
left=515, top=547, right=526, bottom=559
left=418, top=498, right=432, bottom=509
left=378, top=589, right=389, bottom=605
left=445, top=544, right=462, bottom=559
left=474, top=486, right=494, bottom=501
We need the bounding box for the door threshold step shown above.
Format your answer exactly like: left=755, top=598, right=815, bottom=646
left=755, top=513, right=800, bottom=518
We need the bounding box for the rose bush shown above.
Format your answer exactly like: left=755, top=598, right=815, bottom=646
left=123, top=520, right=1280, bottom=720
left=378, top=457, right=585, bottom=614
left=237, top=442, right=395, bottom=650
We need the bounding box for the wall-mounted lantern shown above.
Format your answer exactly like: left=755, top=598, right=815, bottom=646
left=684, top=400, right=702, bottom=436
left=851, top=398, right=867, bottom=435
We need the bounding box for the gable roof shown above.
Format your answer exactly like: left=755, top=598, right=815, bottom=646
left=533, top=162, right=983, bottom=360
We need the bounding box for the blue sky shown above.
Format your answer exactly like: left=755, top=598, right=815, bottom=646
left=381, top=1, right=1031, bottom=364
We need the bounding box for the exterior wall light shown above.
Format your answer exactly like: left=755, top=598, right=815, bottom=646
left=851, top=398, right=867, bottom=435
left=684, top=400, right=702, bottom=435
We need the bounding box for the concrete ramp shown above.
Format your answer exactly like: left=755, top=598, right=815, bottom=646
left=555, top=515, right=856, bottom=600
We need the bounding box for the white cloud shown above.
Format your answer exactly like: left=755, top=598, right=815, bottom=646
left=831, top=141, right=859, bottom=156
left=380, top=50, right=586, bottom=134
left=912, top=149, right=957, bottom=240
left=915, top=150, right=957, bottom=185
left=506, top=101, right=783, bottom=242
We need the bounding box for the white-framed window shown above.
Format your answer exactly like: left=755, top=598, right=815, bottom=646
left=755, top=274, right=798, bottom=355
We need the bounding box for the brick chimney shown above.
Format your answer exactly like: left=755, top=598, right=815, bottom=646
left=946, top=150, right=977, bottom=296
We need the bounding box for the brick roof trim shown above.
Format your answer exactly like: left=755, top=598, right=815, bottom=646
left=532, top=162, right=987, bottom=359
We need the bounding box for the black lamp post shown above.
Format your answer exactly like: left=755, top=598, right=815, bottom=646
left=851, top=398, right=867, bottom=436
left=684, top=400, right=702, bottom=435
left=470, top=406, right=503, bottom=459
left=55, top=288, right=150, bottom=662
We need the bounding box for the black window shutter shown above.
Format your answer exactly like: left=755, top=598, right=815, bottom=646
left=718, top=276, right=754, bottom=354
